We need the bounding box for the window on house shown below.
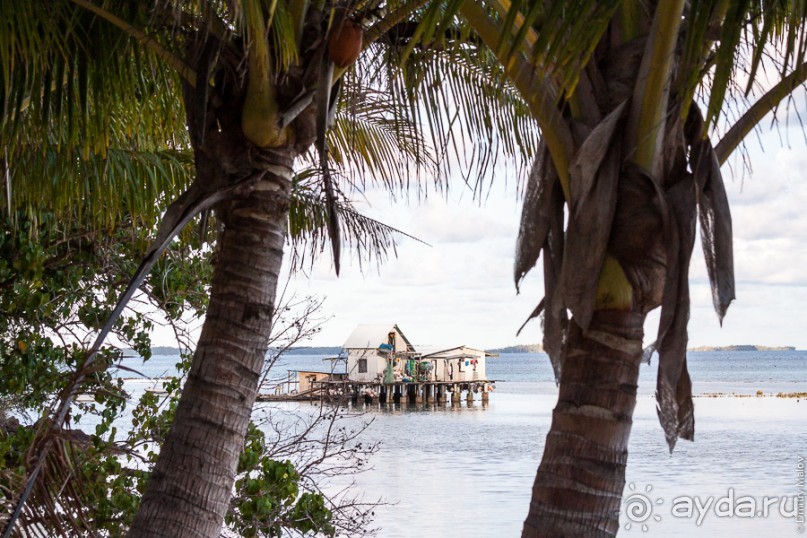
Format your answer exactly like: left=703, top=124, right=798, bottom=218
left=358, top=359, right=368, bottom=373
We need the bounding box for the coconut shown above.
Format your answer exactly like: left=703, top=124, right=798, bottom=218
left=328, top=20, right=363, bottom=68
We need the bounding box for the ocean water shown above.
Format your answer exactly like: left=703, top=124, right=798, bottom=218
left=119, top=349, right=807, bottom=392
left=113, top=351, right=807, bottom=537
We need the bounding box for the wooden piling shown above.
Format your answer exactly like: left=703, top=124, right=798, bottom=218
left=276, top=379, right=496, bottom=408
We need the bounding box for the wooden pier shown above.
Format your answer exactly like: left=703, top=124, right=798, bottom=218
left=311, top=379, right=494, bottom=406
left=256, top=324, right=498, bottom=406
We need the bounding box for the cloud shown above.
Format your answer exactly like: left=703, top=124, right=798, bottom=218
left=277, top=126, right=807, bottom=351
left=405, top=201, right=516, bottom=245
left=717, top=145, right=807, bottom=286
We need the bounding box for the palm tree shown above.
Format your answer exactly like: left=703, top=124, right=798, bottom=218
left=1, top=1, right=535, bottom=536
left=450, top=1, right=807, bottom=535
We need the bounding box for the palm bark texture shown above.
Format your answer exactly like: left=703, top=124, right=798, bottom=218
left=1, top=1, right=540, bottom=536
left=484, top=1, right=807, bottom=535
left=123, top=5, right=345, bottom=536
left=2, top=2, right=356, bottom=536
left=4, top=0, right=807, bottom=536
left=516, top=71, right=727, bottom=538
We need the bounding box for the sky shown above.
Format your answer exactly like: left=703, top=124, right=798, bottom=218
left=279, top=120, right=807, bottom=351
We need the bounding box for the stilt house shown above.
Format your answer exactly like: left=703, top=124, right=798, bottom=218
left=344, top=324, right=416, bottom=382
left=343, top=324, right=491, bottom=383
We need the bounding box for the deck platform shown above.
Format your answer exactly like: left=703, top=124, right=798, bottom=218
left=258, top=379, right=495, bottom=405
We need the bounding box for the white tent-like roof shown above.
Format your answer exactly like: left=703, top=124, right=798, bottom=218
left=343, top=324, right=415, bottom=351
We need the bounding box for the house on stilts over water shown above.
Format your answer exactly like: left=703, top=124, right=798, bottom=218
left=314, top=324, right=497, bottom=406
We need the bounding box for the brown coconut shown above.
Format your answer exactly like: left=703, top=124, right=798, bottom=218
left=328, top=20, right=363, bottom=68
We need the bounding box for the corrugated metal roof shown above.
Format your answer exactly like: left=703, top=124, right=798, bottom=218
left=343, top=324, right=414, bottom=351
left=420, top=345, right=487, bottom=357
left=418, top=345, right=462, bottom=356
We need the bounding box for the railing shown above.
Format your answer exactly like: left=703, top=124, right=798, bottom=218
left=260, top=371, right=299, bottom=395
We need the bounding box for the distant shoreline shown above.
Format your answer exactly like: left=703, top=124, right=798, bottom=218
left=122, top=343, right=797, bottom=358
left=486, top=344, right=797, bottom=354
left=687, top=345, right=796, bottom=352
left=123, top=345, right=344, bottom=358
left=486, top=344, right=544, bottom=354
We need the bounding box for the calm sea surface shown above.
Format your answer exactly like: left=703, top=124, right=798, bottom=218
left=115, top=351, right=807, bottom=537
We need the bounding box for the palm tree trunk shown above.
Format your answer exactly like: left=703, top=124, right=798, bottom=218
left=523, top=309, right=645, bottom=538
left=128, top=148, right=293, bottom=538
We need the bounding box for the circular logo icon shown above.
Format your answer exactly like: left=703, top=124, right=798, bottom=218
left=623, top=483, right=663, bottom=532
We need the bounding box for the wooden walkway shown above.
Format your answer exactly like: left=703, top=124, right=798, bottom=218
left=258, top=379, right=495, bottom=405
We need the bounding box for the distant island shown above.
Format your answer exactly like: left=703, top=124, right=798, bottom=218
left=121, top=346, right=183, bottom=357
left=122, top=345, right=343, bottom=358
left=486, top=344, right=544, bottom=354
left=484, top=343, right=797, bottom=354
left=151, top=346, right=184, bottom=356
left=688, top=345, right=795, bottom=352
left=122, top=343, right=796, bottom=358
left=277, top=346, right=342, bottom=355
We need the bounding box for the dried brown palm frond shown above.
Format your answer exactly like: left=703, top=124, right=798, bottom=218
left=4, top=421, right=108, bottom=538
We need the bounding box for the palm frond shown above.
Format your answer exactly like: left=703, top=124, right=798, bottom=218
left=357, top=19, right=539, bottom=197
left=319, top=83, right=437, bottom=196
left=7, top=147, right=193, bottom=232
left=679, top=0, right=807, bottom=132
left=0, top=1, right=187, bottom=146
left=0, top=0, right=191, bottom=230
left=288, top=173, right=428, bottom=272
left=466, top=0, right=621, bottom=100
left=4, top=427, right=92, bottom=538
